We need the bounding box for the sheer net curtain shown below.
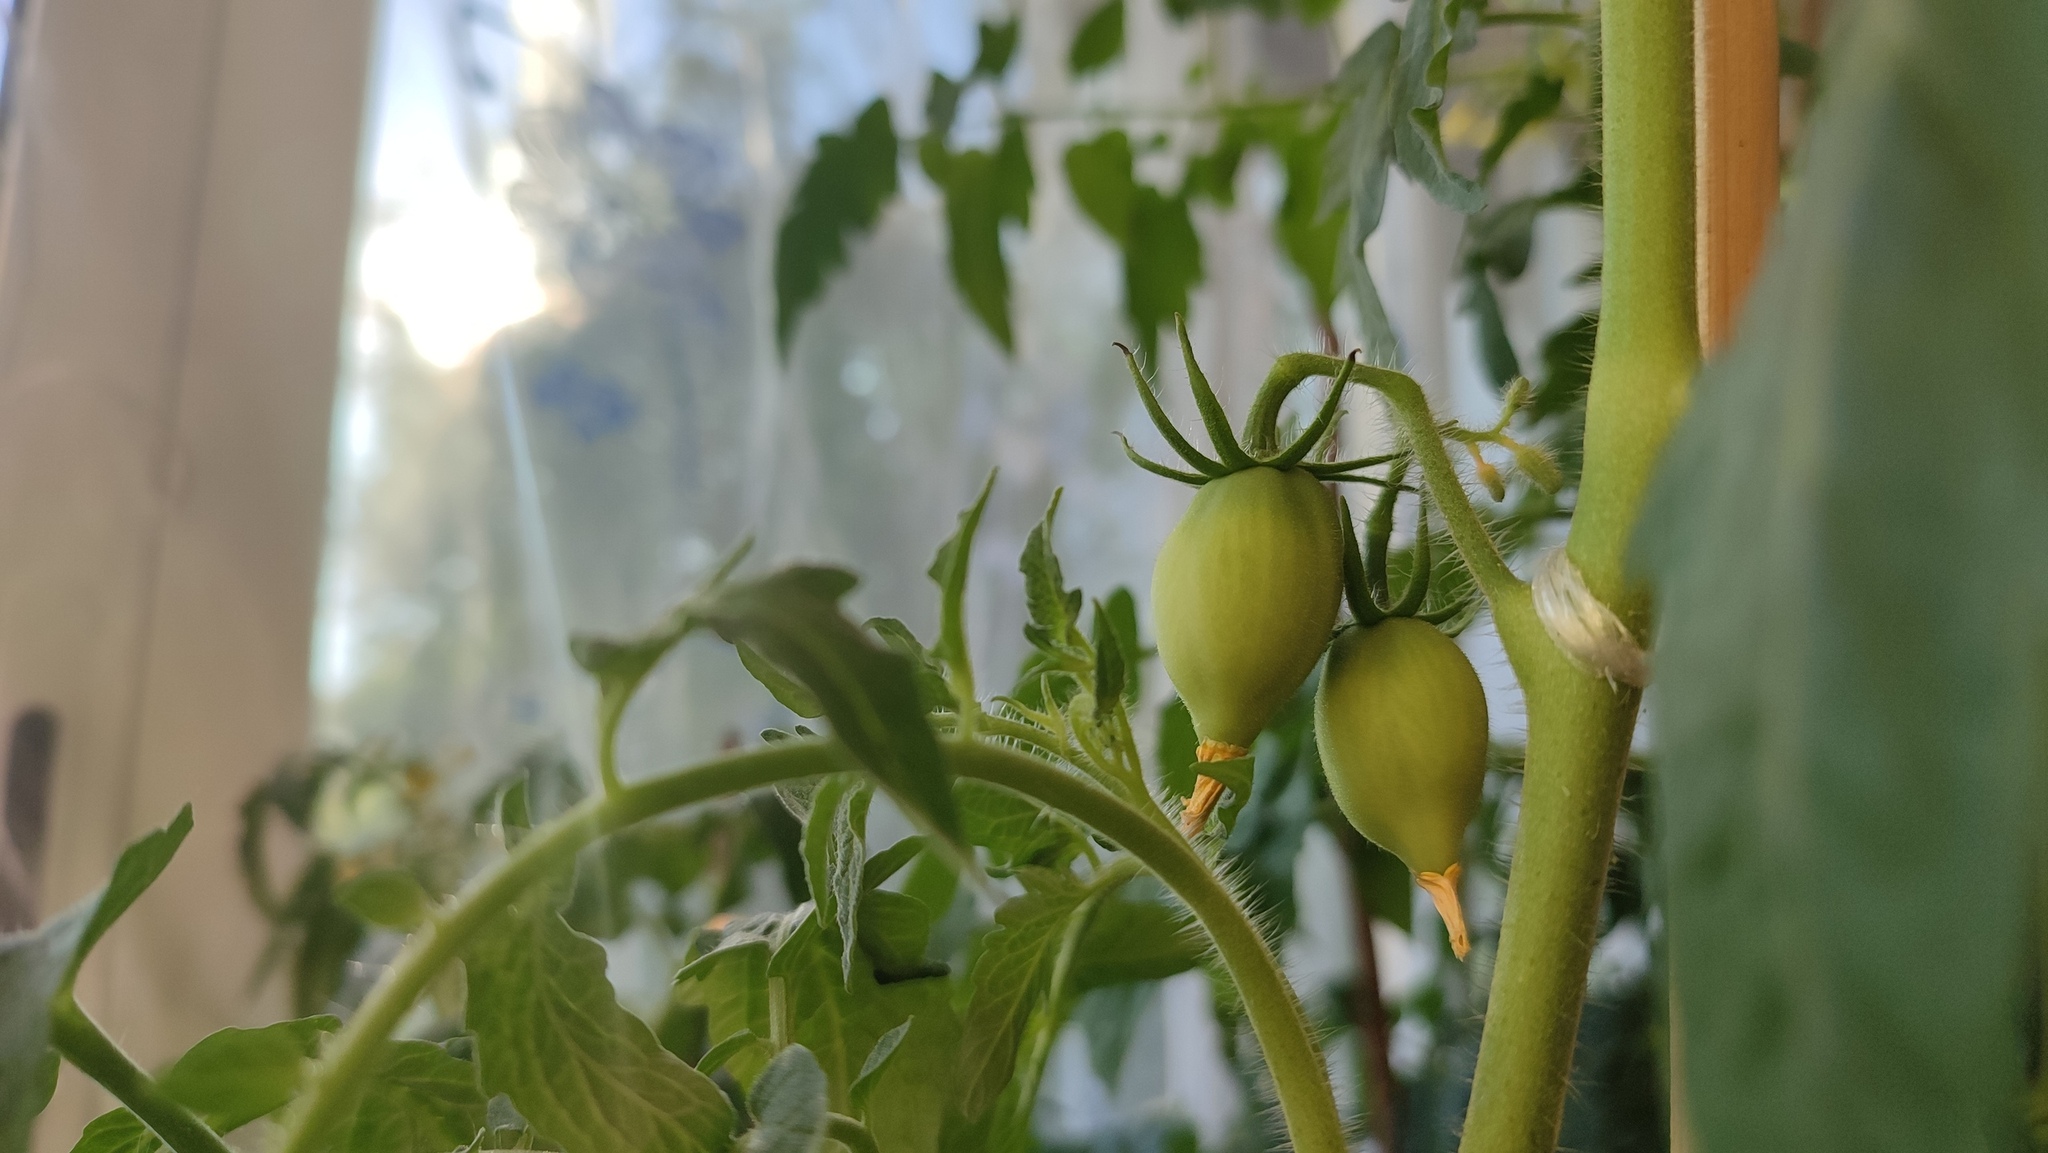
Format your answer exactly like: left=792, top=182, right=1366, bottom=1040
left=311, top=0, right=1591, bottom=1141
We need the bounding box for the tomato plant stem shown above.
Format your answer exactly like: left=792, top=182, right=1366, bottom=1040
left=47, top=998, right=234, bottom=1153
left=279, top=738, right=1345, bottom=1153
left=1460, top=0, right=1698, bottom=1148
left=949, top=744, right=1349, bottom=1153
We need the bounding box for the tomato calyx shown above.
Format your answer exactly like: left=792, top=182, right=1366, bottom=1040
left=1114, top=316, right=1398, bottom=490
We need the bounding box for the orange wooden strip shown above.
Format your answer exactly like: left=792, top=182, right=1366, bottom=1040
left=1695, top=0, right=1781, bottom=351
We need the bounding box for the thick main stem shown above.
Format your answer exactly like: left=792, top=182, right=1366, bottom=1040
left=1458, top=2, right=1699, bottom=1151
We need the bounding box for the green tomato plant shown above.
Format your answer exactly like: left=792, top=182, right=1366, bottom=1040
left=9, top=2, right=2048, bottom=1153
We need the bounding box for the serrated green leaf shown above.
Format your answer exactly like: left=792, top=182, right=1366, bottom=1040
left=1068, top=0, right=1124, bottom=75
left=1066, top=134, right=1136, bottom=243
left=335, top=868, right=431, bottom=931
left=738, top=1045, right=828, bottom=1153
left=1461, top=271, right=1520, bottom=387
left=774, top=99, right=900, bottom=354
left=1480, top=71, right=1565, bottom=178
left=1070, top=899, right=1201, bottom=989
left=955, top=869, right=1094, bottom=1120
left=802, top=776, right=872, bottom=985
left=855, top=889, right=944, bottom=983
left=926, top=470, right=997, bottom=694
left=1101, top=587, right=1144, bottom=704
left=675, top=936, right=771, bottom=1083
left=1640, top=5, right=2048, bottom=1152
left=924, top=74, right=962, bottom=146
left=1276, top=119, right=1346, bottom=316
left=737, top=642, right=826, bottom=719
left=956, top=780, right=1083, bottom=876
left=933, top=119, right=1033, bottom=352
left=863, top=619, right=954, bottom=714
left=160, top=1015, right=339, bottom=1132
left=1392, top=0, right=1485, bottom=213
left=1, top=909, right=81, bottom=1148
left=3, top=807, right=193, bottom=1150
left=1182, top=118, right=1253, bottom=208
left=1123, top=188, right=1203, bottom=364
left=1322, top=22, right=1401, bottom=226
left=848, top=1020, right=912, bottom=1114
left=71, top=806, right=194, bottom=993
left=696, top=1031, right=766, bottom=1077
left=1156, top=697, right=1199, bottom=800
left=1019, top=492, right=1080, bottom=657
left=972, top=19, right=1020, bottom=79
left=337, top=1040, right=489, bottom=1153
left=860, top=837, right=927, bottom=891
left=1087, top=600, right=1126, bottom=721
left=1073, top=982, right=1155, bottom=1086
left=465, top=896, right=734, bottom=1152
left=686, top=567, right=959, bottom=844
left=69, top=1110, right=160, bottom=1153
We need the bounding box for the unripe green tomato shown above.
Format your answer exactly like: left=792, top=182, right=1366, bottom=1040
left=1315, top=616, right=1488, bottom=876
left=1152, top=467, right=1343, bottom=750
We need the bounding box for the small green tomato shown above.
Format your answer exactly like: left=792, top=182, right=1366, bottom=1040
left=1152, top=466, right=1343, bottom=752
left=1315, top=616, right=1487, bottom=957
left=1115, top=322, right=1377, bottom=835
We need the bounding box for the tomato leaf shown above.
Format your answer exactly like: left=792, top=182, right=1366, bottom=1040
left=1070, top=898, right=1202, bottom=989
left=1639, top=4, right=2048, bottom=1150
left=848, top=1019, right=911, bottom=1115
left=1156, top=697, right=1199, bottom=800
left=1392, top=0, right=1485, bottom=213
left=1480, top=71, right=1565, bottom=179
left=1, top=806, right=192, bottom=1150
left=1019, top=491, right=1085, bottom=658
left=954, top=869, right=1094, bottom=1120
left=336, top=1040, right=489, bottom=1153
left=1068, top=0, right=1125, bottom=76
left=926, top=470, right=997, bottom=695
left=335, top=868, right=431, bottom=931
left=465, top=895, right=735, bottom=1152
left=1276, top=141, right=1341, bottom=322
left=737, top=642, right=825, bottom=719
left=773, top=99, right=900, bottom=355
left=956, top=780, right=1083, bottom=877
left=1123, top=187, right=1204, bottom=365
left=687, top=567, right=961, bottom=844
left=931, top=119, right=1032, bottom=352
left=737, top=1045, right=828, bottom=1153
left=1065, top=131, right=1136, bottom=246
left=159, top=1016, right=340, bottom=1132
left=801, top=776, right=873, bottom=984
left=1322, top=21, right=1404, bottom=363
left=69, top=1110, right=160, bottom=1153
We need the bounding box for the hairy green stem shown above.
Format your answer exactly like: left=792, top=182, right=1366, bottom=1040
left=1268, top=353, right=1535, bottom=635
left=948, top=745, right=1347, bottom=1153
left=279, top=738, right=1342, bottom=1153
left=48, top=998, right=233, bottom=1153
left=1457, top=0, right=1698, bottom=1149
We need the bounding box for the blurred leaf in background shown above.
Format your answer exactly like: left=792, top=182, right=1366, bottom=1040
left=1640, top=1, right=2048, bottom=1150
